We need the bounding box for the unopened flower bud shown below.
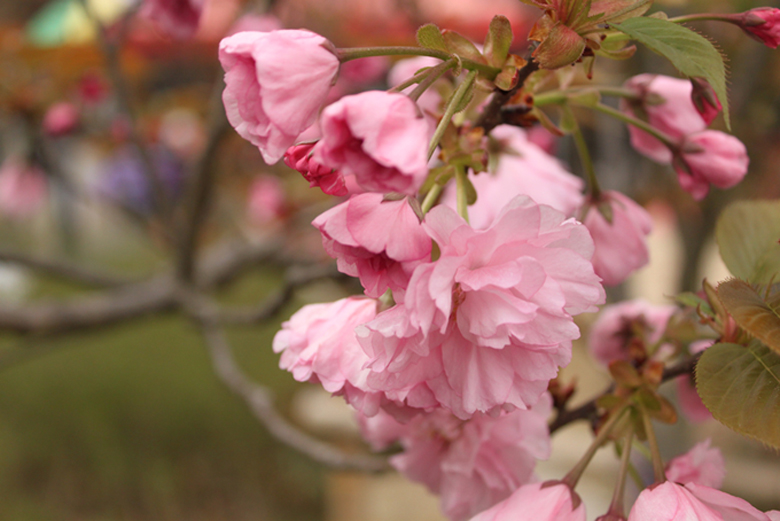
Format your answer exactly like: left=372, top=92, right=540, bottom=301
left=740, top=8, right=780, bottom=48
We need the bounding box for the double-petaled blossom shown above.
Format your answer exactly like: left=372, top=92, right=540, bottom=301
left=272, top=296, right=438, bottom=419
left=316, top=91, right=431, bottom=195
left=627, top=482, right=770, bottom=521
left=219, top=30, right=340, bottom=164
left=469, top=481, right=586, bottom=521
left=582, top=191, right=653, bottom=286
left=587, top=299, right=676, bottom=367
left=285, top=143, right=348, bottom=196
left=358, top=197, right=604, bottom=419
left=359, top=394, right=552, bottom=521
left=139, top=0, right=204, bottom=38
left=739, top=8, right=780, bottom=49
left=665, top=439, right=726, bottom=489
left=442, top=125, right=584, bottom=229
left=621, top=74, right=715, bottom=164
left=675, top=130, right=749, bottom=200
left=312, top=193, right=432, bottom=298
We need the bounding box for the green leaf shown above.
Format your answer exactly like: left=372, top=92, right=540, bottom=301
left=696, top=341, right=780, bottom=448
left=442, top=30, right=486, bottom=64
left=591, top=0, right=653, bottom=24
left=416, top=23, right=449, bottom=52
left=484, top=15, right=513, bottom=68
left=718, top=279, right=780, bottom=354
left=610, top=16, right=730, bottom=128
left=716, top=199, right=780, bottom=284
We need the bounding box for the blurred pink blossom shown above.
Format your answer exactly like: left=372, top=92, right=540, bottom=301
left=387, top=56, right=443, bottom=117
left=675, top=130, right=749, bottom=200
left=359, top=394, right=552, bottom=521
left=665, top=439, right=725, bottom=488
left=0, top=157, right=47, bottom=219
left=219, top=30, right=340, bottom=164
left=226, top=13, right=282, bottom=36
left=140, top=0, right=205, bottom=39
left=582, top=191, right=653, bottom=286
left=42, top=102, right=79, bottom=137
left=317, top=91, right=431, bottom=195
left=247, top=175, right=286, bottom=225
left=676, top=339, right=714, bottom=422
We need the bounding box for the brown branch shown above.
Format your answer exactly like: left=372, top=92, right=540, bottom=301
left=549, top=353, right=703, bottom=434
left=0, top=250, right=134, bottom=288
left=475, top=58, right=539, bottom=133
left=190, top=301, right=389, bottom=472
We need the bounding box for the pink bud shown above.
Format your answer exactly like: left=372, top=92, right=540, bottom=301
left=741, top=8, right=780, bottom=49
left=675, top=131, right=749, bottom=200
left=689, top=77, right=722, bottom=126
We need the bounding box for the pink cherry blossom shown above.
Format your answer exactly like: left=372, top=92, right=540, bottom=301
left=766, top=511, right=780, bottom=520
left=219, top=30, right=340, bottom=164
left=312, top=193, right=432, bottom=298
left=588, top=299, right=676, bottom=367
left=665, top=439, right=725, bottom=488
left=675, top=130, right=749, bottom=200
left=442, top=125, right=583, bottom=229
left=469, top=481, right=586, bottom=521
left=246, top=175, right=285, bottom=225
left=741, top=8, right=780, bottom=49
left=0, top=157, right=48, bottom=218
left=42, top=102, right=79, bottom=137
left=628, top=482, right=770, bottom=521
left=621, top=74, right=712, bottom=164
left=140, top=0, right=204, bottom=39
left=360, top=394, right=552, bottom=521
left=316, top=91, right=431, bottom=195
left=284, top=143, right=348, bottom=196
left=358, top=197, right=604, bottom=418
left=582, top=191, right=653, bottom=286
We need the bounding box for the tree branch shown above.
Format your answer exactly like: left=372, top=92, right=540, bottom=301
left=0, top=250, right=134, bottom=288
left=475, top=58, right=539, bottom=133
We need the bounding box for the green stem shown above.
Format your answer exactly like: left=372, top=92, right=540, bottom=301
left=455, top=165, right=470, bottom=223
left=337, top=47, right=500, bottom=77
left=640, top=405, right=666, bottom=484
left=608, top=429, right=635, bottom=518
left=428, top=70, right=478, bottom=160
left=563, top=403, right=630, bottom=489
left=590, top=102, right=679, bottom=149
left=408, top=59, right=456, bottom=102
left=421, top=184, right=443, bottom=214
left=668, top=13, right=740, bottom=25
left=535, top=87, right=639, bottom=107
left=571, top=123, right=601, bottom=200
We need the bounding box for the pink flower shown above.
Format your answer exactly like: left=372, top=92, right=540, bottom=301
left=0, top=157, right=47, bottom=218
left=360, top=394, right=552, bottom=521
left=628, top=482, right=769, bottom=521
left=219, top=30, right=340, bottom=164
left=740, top=8, right=780, bottom=49
left=469, top=481, right=586, bottom=521
left=246, top=175, right=285, bottom=225
left=675, top=130, right=749, bottom=200
left=42, top=102, right=79, bottom=137
left=442, top=125, right=583, bottom=229
left=588, top=299, right=676, bottom=367
left=676, top=339, right=713, bottom=423
left=284, top=143, right=348, bottom=196
left=582, top=191, right=653, bottom=286
left=226, top=13, right=282, bottom=35
left=316, top=91, right=431, bottom=195
left=312, top=193, right=432, bottom=298
left=359, top=197, right=604, bottom=418
left=665, top=439, right=725, bottom=489
left=767, top=512, right=780, bottom=521
left=621, top=74, right=712, bottom=164
left=140, top=0, right=204, bottom=39
left=272, top=297, right=433, bottom=418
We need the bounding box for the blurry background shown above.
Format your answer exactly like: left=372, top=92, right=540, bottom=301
left=0, top=0, right=779, bottom=520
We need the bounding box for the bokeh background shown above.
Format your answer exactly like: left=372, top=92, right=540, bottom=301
left=0, top=0, right=779, bottom=520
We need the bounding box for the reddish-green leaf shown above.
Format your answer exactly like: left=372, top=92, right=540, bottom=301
left=533, top=23, right=586, bottom=69
left=718, top=279, right=780, bottom=354
left=484, top=16, right=513, bottom=68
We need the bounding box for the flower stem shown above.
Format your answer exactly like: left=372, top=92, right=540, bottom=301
left=640, top=405, right=666, bottom=484
left=589, top=102, right=679, bottom=149
left=337, top=47, right=500, bottom=77
left=563, top=403, right=630, bottom=490
left=428, top=70, right=478, bottom=160
left=668, top=13, right=740, bottom=25
left=421, top=184, right=443, bottom=214
left=408, top=59, right=456, bottom=102
left=534, top=87, right=639, bottom=107
left=607, top=429, right=635, bottom=518
left=571, top=123, right=601, bottom=200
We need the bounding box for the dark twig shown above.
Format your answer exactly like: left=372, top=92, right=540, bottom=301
left=189, top=299, right=389, bottom=472
left=0, top=250, right=134, bottom=288
left=475, top=59, right=539, bottom=133
left=549, top=354, right=703, bottom=434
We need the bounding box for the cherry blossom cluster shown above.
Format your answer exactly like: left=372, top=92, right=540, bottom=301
left=213, top=2, right=780, bottom=519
